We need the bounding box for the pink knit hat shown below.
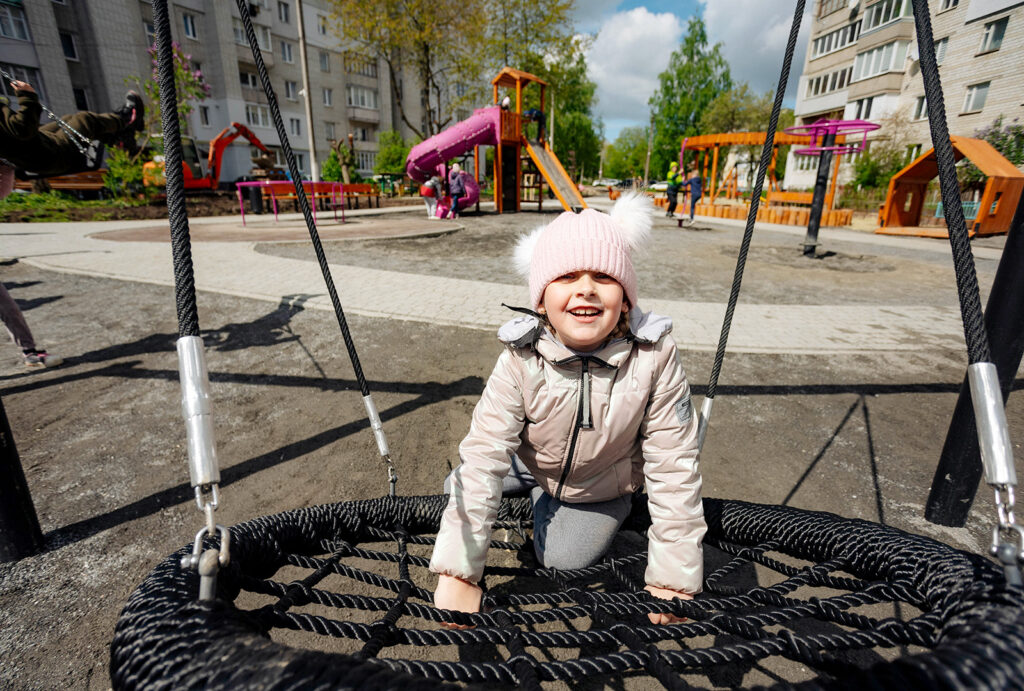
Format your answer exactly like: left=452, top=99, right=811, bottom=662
left=514, top=192, right=653, bottom=308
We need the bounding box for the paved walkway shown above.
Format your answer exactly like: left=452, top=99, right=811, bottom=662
left=1, top=202, right=1001, bottom=354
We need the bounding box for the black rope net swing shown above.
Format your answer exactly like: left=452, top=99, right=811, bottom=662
left=110, top=0, right=1024, bottom=688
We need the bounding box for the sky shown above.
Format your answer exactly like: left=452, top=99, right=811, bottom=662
left=573, top=0, right=811, bottom=142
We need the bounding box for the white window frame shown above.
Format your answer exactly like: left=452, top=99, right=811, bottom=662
left=852, top=40, right=909, bottom=81
left=934, top=37, right=948, bottom=65
left=285, top=80, right=297, bottom=100
left=289, top=117, right=301, bottom=136
left=979, top=17, right=1008, bottom=53
left=199, top=105, right=211, bottom=128
left=939, top=0, right=959, bottom=11
left=278, top=1, right=290, bottom=23
left=0, top=64, right=43, bottom=99
left=317, top=15, right=328, bottom=35
left=183, top=13, right=198, bottom=40
left=240, top=70, right=259, bottom=89
left=962, top=82, right=990, bottom=113
left=280, top=40, right=294, bottom=63
left=324, top=121, right=336, bottom=140
left=913, top=95, right=927, bottom=120
left=346, top=85, right=379, bottom=109
left=356, top=151, right=376, bottom=171
left=0, top=6, right=30, bottom=41
left=862, top=0, right=912, bottom=33
left=811, top=20, right=862, bottom=59
left=246, top=103, right=271, bottom=128
left=322, top=87, right=333, bottom=106
left=319, top=50, right=330, bottom=72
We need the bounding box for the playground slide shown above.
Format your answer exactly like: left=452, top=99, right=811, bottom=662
left=523, top=139, right=586, bottom=212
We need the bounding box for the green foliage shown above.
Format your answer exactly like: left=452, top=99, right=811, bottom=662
left=603, top=126, right=650, bottom=180
left=133, top=42, right=211, bottom=138
left=321, top=150, right=343, bottom=182
left=484, top=0, right=575, bottom=72
left=103, top=147, right=146, bottom=198
left=960, top=116, right=1024, bottom=187
left=852, top=148, right=904, bottom=190
left=374, top=130, right=412, bottom=174
left=648, top=17, right=732, bottom=178
left=553, top=111, right=602, bottom=181
left=0, top=191, right=146, bottom=222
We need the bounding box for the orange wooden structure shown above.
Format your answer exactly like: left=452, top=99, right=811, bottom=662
left=676, top=131, right=852, bottom=226
left=487, top=67, right=586, bottom=213
left=876, top=136, right=1024, bottom=238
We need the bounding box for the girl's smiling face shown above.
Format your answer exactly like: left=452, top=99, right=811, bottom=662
left=540, top=271, right=628, bottom=351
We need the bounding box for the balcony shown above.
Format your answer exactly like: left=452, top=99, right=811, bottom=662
left=235, top=42, right=274, bottom=68
left=347, top=106, right=380, bottom=123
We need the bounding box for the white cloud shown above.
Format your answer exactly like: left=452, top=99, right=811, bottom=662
left=586, top=8, right=684, bottom=140
left=701, top=0, right=811, bottom=102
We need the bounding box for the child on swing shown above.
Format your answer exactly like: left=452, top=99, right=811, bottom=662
left=430, top=192, right=705, bottom=625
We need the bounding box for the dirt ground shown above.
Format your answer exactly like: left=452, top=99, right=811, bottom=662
left=0, top=208, right=1021, bottom=689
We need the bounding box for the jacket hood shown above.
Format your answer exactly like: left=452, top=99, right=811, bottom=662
left=497, top=307, right=673, bottom=351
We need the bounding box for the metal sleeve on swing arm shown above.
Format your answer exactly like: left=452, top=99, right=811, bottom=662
left=362, top=395, right=391, bottom=458
left=968, top=362, right=1015, bottom=487
left=697, top=397, right=714, bottom=451
left=177, top=336, right=220, bottom=488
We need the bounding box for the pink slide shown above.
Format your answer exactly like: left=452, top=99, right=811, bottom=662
left=405, top=106, right=502, bottom=212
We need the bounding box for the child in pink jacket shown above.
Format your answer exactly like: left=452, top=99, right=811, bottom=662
left=430, top=193, right=706, bottom=625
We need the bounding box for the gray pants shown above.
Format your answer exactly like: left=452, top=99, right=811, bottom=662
left=0, top=283, right=35, bottom=352
left=445, top=456, right=632, bottom=570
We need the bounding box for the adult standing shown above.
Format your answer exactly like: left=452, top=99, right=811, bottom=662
left=684, top=169, right=703, bottom=225
left=448, top=163, right=466, bottom=219
left=665, top=162, right=683, bottom=217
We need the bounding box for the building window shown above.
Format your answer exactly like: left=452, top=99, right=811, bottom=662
left=905, top=144, right=922, bottom=163
left=344, top=52, right=378, bottom=77
left=811, top=20, right=862, bottom=59
left=962, top=82, right=990, bottom=113
left=0, top=64, right=43, bottom=99
left=852, top=96, right=874, bottom=120
left=862, top=0, right=912, bottom=33
left=317, top=15, right=328, bottom=35
left=913, top=96, right=927, bottom=120
left=0, top=6, right=30, bottom=40
left=322, top=88, right=333, bottom=106
left=285, top=80, right=297, bottom=100
left=278, top=1, right=290, bottom=23
left=296, top=152, right=306, bottom=172
left=818, top=0, right=846, bottom=18
left=324, top=121, right=336, bottom=140
left=60, top=32, right=79, bottom=61
left=356, top=151, right=376, bottom=171
left=979, top=17, right=1008, bottom=53
left=199, top=105, right=210, bottom=128
left=144, top=21, right=155, bottom=46
left=319, top=50, right=330, bottom=72
left=289, top=117, right=301, bottom=136
left=183, top=13, right=197, bottom=40
left=852, top=40, right=909, bottom=81
left=934, top=37, right=948, bottom=65
left=346, top=85, right=379, bottom=109
left=805, top=66, right=853, bottom=98
left=240, top=70, right=259, bottom=89
left=73, top=88, right=89, bottom=111
left=246, top=103, right=271, bottom=127
left=939, top=0, right=958, bottom=10
left=280, top=40, right=294, bottom=63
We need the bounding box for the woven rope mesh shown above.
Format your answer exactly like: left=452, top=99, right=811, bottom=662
left=110, top=496, right=1024, bottom=689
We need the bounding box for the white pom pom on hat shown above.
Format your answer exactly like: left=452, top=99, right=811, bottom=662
left=513, top=192, right=654, bottom=309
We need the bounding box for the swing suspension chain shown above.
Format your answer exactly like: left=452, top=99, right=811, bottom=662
left=698, top=0, right=806, bottom=448
left=0, top=67, right=96, bottom=160
left=909, top=0, right=1022, bottom=570
left=234, top=0, right=395, bottom=494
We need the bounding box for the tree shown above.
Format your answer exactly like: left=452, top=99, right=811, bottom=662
left=326, top=0, right=488, bottom=140
left=375, top=130, right=412, bottom=174
left=132, top=42, right=211, bottom=141
left=648, top=18, right=731, bottom=179
left=321, top=149, right=343, bottom=182
left=852, top=108, right=915, bottom=189
left=603, top=126, right=650, bottom=180
left=960, top=116, right=1024, bottom=187
left=483, top=0, right=575, bottom=72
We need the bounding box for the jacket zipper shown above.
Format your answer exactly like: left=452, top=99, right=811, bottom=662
left=555, top=357, right=593, bottom=499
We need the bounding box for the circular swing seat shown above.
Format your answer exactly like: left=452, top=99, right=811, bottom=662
left=110, top=495, right=1024, bottom=689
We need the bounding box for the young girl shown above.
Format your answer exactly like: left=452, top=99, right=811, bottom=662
left=430, top=193, right=705, bottom=625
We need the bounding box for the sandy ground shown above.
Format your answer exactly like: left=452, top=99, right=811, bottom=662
left=0, top=208, right=1021, bottom=689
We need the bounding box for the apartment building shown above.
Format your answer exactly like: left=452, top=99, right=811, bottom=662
left=785, top=0, right=1024, bottom=189
left=0, top=0, right=421, bottom=182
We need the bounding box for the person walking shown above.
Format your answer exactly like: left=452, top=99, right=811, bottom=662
left=684, top=169, right=703, bottom=225
left=0, top=282, right=62, bottom=368
left=447, top=163, right=465, bottom=219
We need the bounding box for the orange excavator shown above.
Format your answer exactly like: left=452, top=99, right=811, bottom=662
left=143, top=122, right=275, bottom=191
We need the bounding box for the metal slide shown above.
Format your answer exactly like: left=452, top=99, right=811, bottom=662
left=522, top=138, right=587, bottom=212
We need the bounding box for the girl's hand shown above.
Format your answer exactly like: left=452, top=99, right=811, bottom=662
left=435, top=574, right=483, bottom=629
left=10, top=81, right=34, bottom=94
left=644, top=585, right=693, bottom=625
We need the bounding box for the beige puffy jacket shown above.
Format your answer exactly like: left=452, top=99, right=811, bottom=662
left=429, top=310, right=706, bottom=594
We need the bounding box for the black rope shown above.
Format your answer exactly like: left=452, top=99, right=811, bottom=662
left=152, top=0, right=199, bottom=337
left=111, top=495, right=1024, bottom=689
left=705, top=0, right=805, bottom=400
left=234, top=0, right=372, bottom=395
left=909, top=0, right=991, bottom=365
